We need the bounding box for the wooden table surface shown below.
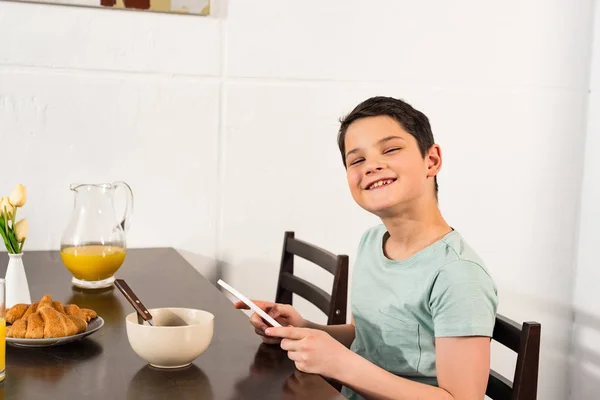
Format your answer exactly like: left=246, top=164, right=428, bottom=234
left=0, top=248, right=345, bottom=399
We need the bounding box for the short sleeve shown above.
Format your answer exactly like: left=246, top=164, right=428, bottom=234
left=429, top=260, right=498, bottom=337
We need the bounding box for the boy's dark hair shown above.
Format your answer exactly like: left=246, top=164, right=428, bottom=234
left=337, top=96, right=439, bottom=196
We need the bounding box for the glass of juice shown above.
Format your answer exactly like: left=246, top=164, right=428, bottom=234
left=60, top=182, right=133, bottom=289
left=0, top=278, right=6, bottom=382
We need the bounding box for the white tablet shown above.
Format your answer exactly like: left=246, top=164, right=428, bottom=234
left=217, top=279, right=282, bottom=328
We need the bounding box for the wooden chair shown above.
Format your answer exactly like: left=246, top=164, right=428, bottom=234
left=486, top=314, right=541, bottom=400
left=275, top=231, right=349, bottom=325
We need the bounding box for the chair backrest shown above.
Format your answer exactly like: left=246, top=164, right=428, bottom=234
left=275, top=231, right=349, bottom=325
left=486, top=314, right=541, bottom=400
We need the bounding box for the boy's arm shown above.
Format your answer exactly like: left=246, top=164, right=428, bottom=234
left=337, top=336, right=490, bottom=400
left=266, top=326, right=490, bottom=400
left=305, top=316, right=356, bottom=348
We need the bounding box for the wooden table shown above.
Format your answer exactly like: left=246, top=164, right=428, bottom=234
left=0, top=248, right=345, bottom=399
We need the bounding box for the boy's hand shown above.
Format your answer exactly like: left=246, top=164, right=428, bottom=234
left=264, top=326, right=352, bottom=378
left=233, top=300, right=306, bottom=344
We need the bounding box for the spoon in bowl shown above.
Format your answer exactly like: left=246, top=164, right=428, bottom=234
left=114, top=278, right=155, bottom=326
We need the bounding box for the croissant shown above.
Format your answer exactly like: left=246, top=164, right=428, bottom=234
left=6, top=294, right=98, bottom=339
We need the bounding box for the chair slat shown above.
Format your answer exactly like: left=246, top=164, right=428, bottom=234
left=286, top=238, right=338, bottom=275
left=279, top=272, right=331, bottom=315
left=486, top=369, right=513, bottom=400
left=493, top=314, right=522, bottom=352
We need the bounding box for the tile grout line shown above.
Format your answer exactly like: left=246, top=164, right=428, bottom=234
left=0, top=64, right=588, bottom=93
left=0, top=64, right=221, bottom=81
left=213, top=13, right=228, bottom=284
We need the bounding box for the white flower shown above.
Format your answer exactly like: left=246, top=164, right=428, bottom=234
left=9, top=184, right=26, bottom=207
left=0, top=197, right=14, bottom=219
left=15, top=219, right=28, bottom=242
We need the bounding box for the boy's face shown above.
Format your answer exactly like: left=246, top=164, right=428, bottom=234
left=344, top=115, right=440, bottom=216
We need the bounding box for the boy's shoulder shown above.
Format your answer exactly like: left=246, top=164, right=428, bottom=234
left=436, top=230, right=496, bottom=290
left=438, top=229, right=485, bottom=267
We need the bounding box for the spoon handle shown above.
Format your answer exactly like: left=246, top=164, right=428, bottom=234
left=115, top=278, right=155, bottom=325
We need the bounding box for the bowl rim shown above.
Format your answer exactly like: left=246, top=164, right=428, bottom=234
left=125, top=307, right=214, bottom=329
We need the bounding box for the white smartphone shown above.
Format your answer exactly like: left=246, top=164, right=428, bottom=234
left=217, top=279, right=282, bottom=328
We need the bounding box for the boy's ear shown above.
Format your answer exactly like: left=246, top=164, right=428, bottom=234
left=426, top=144, right=442, bottom=177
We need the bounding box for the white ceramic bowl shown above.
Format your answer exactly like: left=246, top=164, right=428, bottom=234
left=125, top=307, right=214, bottom=369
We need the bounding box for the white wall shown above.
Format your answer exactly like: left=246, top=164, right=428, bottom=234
left=0, top=1, right=595, bottom=398
left=571, top=2, right=600, bottom=399
left=0, top=1, right=223, bottom=278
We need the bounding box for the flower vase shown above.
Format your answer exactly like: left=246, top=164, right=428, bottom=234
left=5, top=253, right=32, bottom=308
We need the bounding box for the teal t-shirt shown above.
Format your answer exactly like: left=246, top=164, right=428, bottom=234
left=342, top=225, right=498, bottom=399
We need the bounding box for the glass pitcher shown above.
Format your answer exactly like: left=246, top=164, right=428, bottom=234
left=60, top=182, right=134, bottom=289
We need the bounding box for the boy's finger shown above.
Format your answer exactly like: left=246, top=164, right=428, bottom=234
left=279, top=338, right=301, bottom=351
left=255, top=327, right=268, bottom=336
left=250, top=312, right=269, bottom=330
left=264, top=326, right=307, bottom=339
left=261, top=336, right=282, bottom=345
left=254, top=320, right=268, bottom=333
left=233, top=301, right=249, bottom=310
left=249, top=300, right=276, bottom=311
left=268, top=304, right=281, bottom=318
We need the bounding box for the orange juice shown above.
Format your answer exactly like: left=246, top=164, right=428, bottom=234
left=0, top=317, right=5, bottom=380
left=61, top=245, right=126, bottom=281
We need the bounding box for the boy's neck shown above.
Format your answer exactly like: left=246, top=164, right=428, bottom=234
left=380, top=200, right=452, bottom=261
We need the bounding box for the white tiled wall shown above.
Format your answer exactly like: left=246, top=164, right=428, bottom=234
left=0, top=69, right=220, bottom=264
left=226, top=0, right=591, bottom=89
left=0, top=0, right=596, bottom=398
left=0, top=2, right=221, bottom=75
left=571, top=2, right=600, bottom=398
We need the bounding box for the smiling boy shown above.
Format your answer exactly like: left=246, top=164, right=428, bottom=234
left=235, top=96, right=498, bottom=400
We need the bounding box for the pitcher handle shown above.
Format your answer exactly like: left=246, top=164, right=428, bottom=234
left=113, top=181, right=134, bottom=233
